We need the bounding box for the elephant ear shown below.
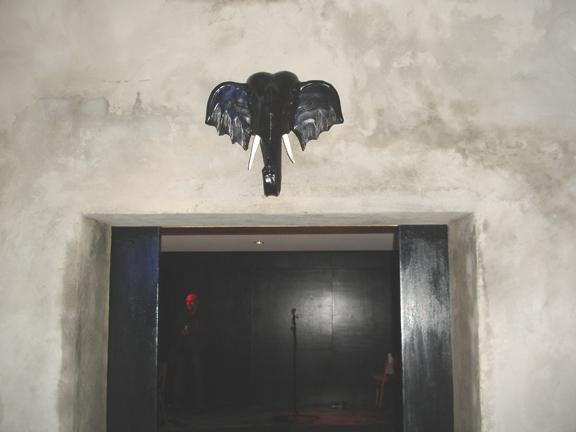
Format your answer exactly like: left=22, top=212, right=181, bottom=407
left=205, top=82, right=252, bottom=150
left=292, top=80, right=344, bottom=150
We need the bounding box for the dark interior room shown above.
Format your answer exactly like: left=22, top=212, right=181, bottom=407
left=157, top=242, right=402, bottom=431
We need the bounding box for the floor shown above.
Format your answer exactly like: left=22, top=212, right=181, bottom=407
left=159, top=406, right=400, bottom=432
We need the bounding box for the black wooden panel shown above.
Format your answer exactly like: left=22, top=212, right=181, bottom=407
left=159, top=251, right=399, bottom=408
left=399, top=226, right=453, bottom=432
left=159, top=253, right=252, bottom=407
left=107, top=227, right=159, bottom=432
left=203, top=265, right=252, bottom=405
left=251, top=267, right=333, bottom=406
left=332, top=267, right=392, bottom=352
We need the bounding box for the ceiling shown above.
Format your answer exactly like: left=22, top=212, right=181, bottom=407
left=161, top=233, right=395, bottom=252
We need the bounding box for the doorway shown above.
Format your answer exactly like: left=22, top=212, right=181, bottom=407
left=106, top=225, right=453, bottom=432
left=159, top=234, right=401, bottom=429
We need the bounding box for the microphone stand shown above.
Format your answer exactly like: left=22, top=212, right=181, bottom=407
left=274, top=308, right=318, bottom=425
left=291, top=308, right=298, bottom=416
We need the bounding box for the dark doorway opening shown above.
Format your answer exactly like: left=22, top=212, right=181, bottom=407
left=157, top=231, right=402, bottom=431
left=107, top=225, right=453, bottom=432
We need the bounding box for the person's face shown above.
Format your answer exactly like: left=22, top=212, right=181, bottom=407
left=185, top=294, right=198, bottom=311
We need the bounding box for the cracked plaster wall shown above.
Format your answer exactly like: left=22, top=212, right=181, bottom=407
left=0, top=0, right=575, bottom=431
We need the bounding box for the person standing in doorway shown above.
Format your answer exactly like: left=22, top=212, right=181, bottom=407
left=169, top=292, right=205, bottom=411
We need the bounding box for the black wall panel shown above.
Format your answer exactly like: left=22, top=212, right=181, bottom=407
left=159, top=251, right=399, bottom=408
left=107, top=227, right=160, bottom=432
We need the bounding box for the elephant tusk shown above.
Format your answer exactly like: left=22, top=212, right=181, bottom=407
left=248, top=135, right=261, bottom=171
left=282, top=134, right=296, bottom=164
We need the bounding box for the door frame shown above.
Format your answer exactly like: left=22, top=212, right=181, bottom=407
left=106, top=224, right=455, bottom=432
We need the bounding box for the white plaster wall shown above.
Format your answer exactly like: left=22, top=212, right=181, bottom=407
left=0, top=0, right=575, bottom=431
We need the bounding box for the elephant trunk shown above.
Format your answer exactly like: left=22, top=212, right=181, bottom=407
left=261, top=122, right=282, bottom=197
left=262, top=163, right=281, bottom=196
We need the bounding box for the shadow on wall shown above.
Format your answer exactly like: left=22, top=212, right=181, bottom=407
left=59, top=218, right=110, bottom=432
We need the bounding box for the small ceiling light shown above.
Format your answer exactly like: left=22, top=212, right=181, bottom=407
left=254, top=240, right=264, bottom=246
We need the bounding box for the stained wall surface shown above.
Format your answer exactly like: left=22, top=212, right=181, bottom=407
left=0, top=1, right=575, bottom=431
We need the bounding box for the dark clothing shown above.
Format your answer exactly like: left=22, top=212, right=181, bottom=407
left=177, top=308, right=202, bottom=353
left=168, top=307, right=204, bottom=407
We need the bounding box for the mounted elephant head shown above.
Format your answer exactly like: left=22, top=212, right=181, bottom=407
left=205, top=71, right=344, bottom=196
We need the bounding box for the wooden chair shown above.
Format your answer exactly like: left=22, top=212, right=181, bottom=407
left=372, top=372, right=388, bottom=408
left=372, top=353, right=394, bottom=408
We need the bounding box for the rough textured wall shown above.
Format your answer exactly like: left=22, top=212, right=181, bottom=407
left=63, top=220, right=110, bottom=432
left=0, top=0, right=575, bottom=431
left=450, top=215, right=480, bottom=432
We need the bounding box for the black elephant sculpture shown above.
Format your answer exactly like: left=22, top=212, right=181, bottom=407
left=205, top=71, right=344, bottom=196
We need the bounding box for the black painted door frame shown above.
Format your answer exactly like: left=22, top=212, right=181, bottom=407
left=399, top=226, right=453, bottom=432
left=106, top=225, right=453, bottom=432
left=107, top=228, right=160, bottom=432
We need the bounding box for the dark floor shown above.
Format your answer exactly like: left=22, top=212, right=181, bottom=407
left=159, top=406, right=400, bottom=432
